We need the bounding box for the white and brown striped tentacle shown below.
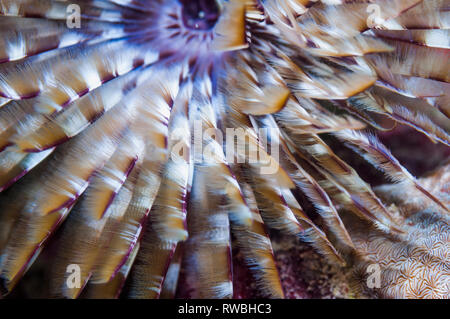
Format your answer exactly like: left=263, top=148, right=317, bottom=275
left=126, top=73, right=192, bottom=299
left=253, top=114, right=355, bottom=250
left=335, top=129, right=449, bottom=212
left=0, top=95, right=137, bottom=293
left=89, top=64, right=185, bottom=298
left=180, top=164, right=233, bottom=299
left=191, top=74, right=283, bottom=297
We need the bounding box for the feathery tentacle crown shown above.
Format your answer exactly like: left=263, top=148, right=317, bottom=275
left=0, top=0, right=448, bottom=298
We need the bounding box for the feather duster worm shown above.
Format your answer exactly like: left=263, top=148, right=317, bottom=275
left=0, top=0, right=448, bottom=299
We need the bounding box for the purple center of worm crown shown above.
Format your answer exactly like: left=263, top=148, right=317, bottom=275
left=179, top=0, right=220, bottom=30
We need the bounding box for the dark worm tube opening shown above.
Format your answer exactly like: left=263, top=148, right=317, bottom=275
left=179, top=0, right=220, bottom=30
